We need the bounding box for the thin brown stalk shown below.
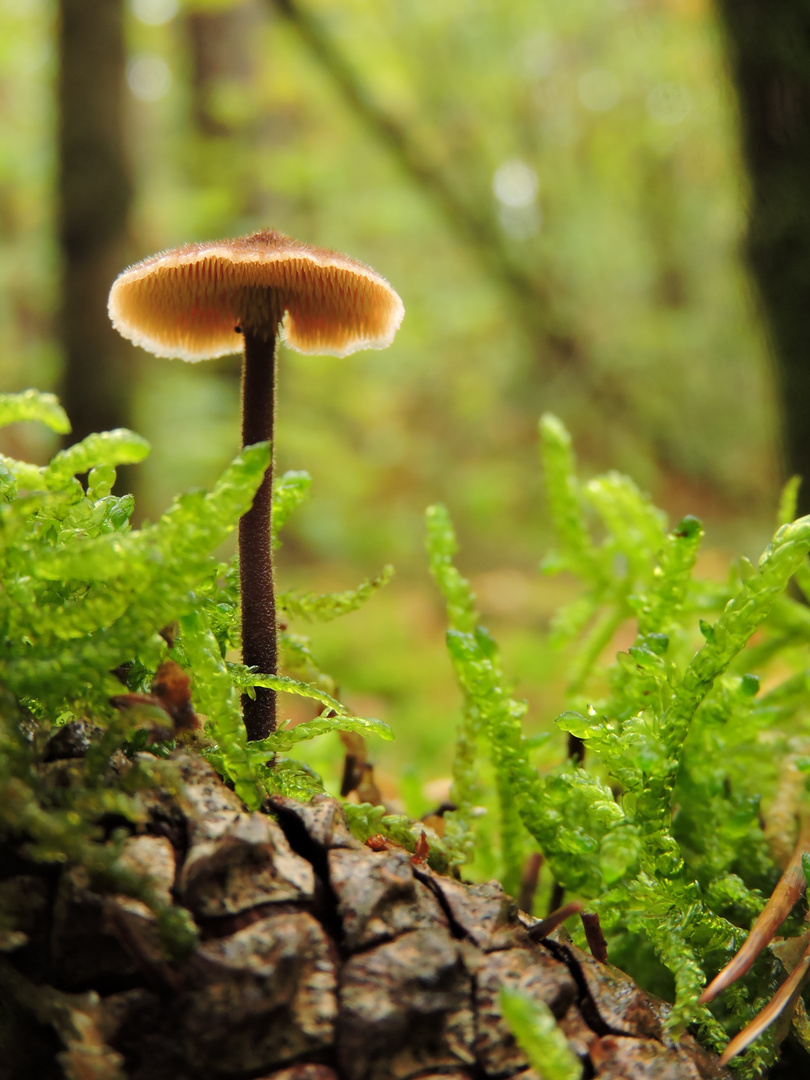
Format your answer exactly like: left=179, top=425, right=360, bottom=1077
left=239, top=329, right=278, bottom=740
left=527, top=900, right=584, bottom=941
left=517, top=852, right=544, bottom=915
left=580, top=910, right=609, bottom=964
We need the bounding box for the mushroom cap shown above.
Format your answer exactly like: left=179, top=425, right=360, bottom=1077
left=108, top=229, right=405, bottom=362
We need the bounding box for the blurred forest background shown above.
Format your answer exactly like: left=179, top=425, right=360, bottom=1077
left=1, top=0, right=808, bottom=806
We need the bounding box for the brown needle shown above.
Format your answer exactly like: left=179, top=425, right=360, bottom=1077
left=719, top=938, right=810, bottom=1065
left=700, top=813, right=810, bottom=1006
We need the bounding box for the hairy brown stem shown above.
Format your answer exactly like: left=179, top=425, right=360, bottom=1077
left=239, top=328, right=278, bottom=740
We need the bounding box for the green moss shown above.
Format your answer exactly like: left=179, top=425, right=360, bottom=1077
left=0, top=387, right=396, bottom=893
left=428, top=412, right=810, bottom=1077
left=3, top=390, right=809, bottom=1074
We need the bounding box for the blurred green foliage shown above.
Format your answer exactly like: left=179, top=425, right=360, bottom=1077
left=0, top=0, right=779, bottom=566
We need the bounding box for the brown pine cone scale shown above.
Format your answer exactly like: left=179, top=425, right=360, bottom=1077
left=0, top=748, right=731, bottom=1080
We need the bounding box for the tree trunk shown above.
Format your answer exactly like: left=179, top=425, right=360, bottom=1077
left=57, top=0, right=133, bottom=446
left=0, top=731, right=732, bottom=1080
left=715, top=1, right=810, bottom=513
left=186, top=4, right=259, bottom=139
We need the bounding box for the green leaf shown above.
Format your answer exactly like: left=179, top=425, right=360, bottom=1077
left=279, top=565, right=393, bottom=622
left=177, top=610, right=262, bottom=810
left=539, top=412, right=600, bottom=587
left=262, top=759, right=326, bottom=801
left=236, top=669, right=352, bottom=715
left=778, top=476, right=802, bottom=526
left=272, top=469, right=311, bottom=547
left=425, top=502, right=486, bottom=867
left=253, top=711, right=393, bottom=756
left=0, top=389, right=71, bottom=434
left=425, top=503, right=478, bottom=634
left=44, top=429, right=150, bottom=488
left=1, top=442, right=270, bottom=712
left=499, top=986, right=580, bottom=1080
left=0, top=455, right=46, bottom=491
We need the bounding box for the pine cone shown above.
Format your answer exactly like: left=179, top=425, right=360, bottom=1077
left=0, top=743, right=731, bottom=1080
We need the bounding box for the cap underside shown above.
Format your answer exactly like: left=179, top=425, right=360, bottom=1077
left=108, top=234, right=405, bottom=362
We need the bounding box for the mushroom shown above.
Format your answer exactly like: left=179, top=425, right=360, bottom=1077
left=108, top=229, right=404, bottom=741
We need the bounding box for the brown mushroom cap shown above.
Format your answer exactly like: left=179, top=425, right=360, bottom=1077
left=108, top=229, right=405, bottom=362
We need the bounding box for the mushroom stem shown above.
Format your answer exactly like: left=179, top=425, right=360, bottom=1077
left=239, top=327, right=278, bottom=740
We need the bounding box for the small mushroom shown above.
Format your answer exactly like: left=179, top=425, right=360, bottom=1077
left=108, top=229, right=404, bottom=740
